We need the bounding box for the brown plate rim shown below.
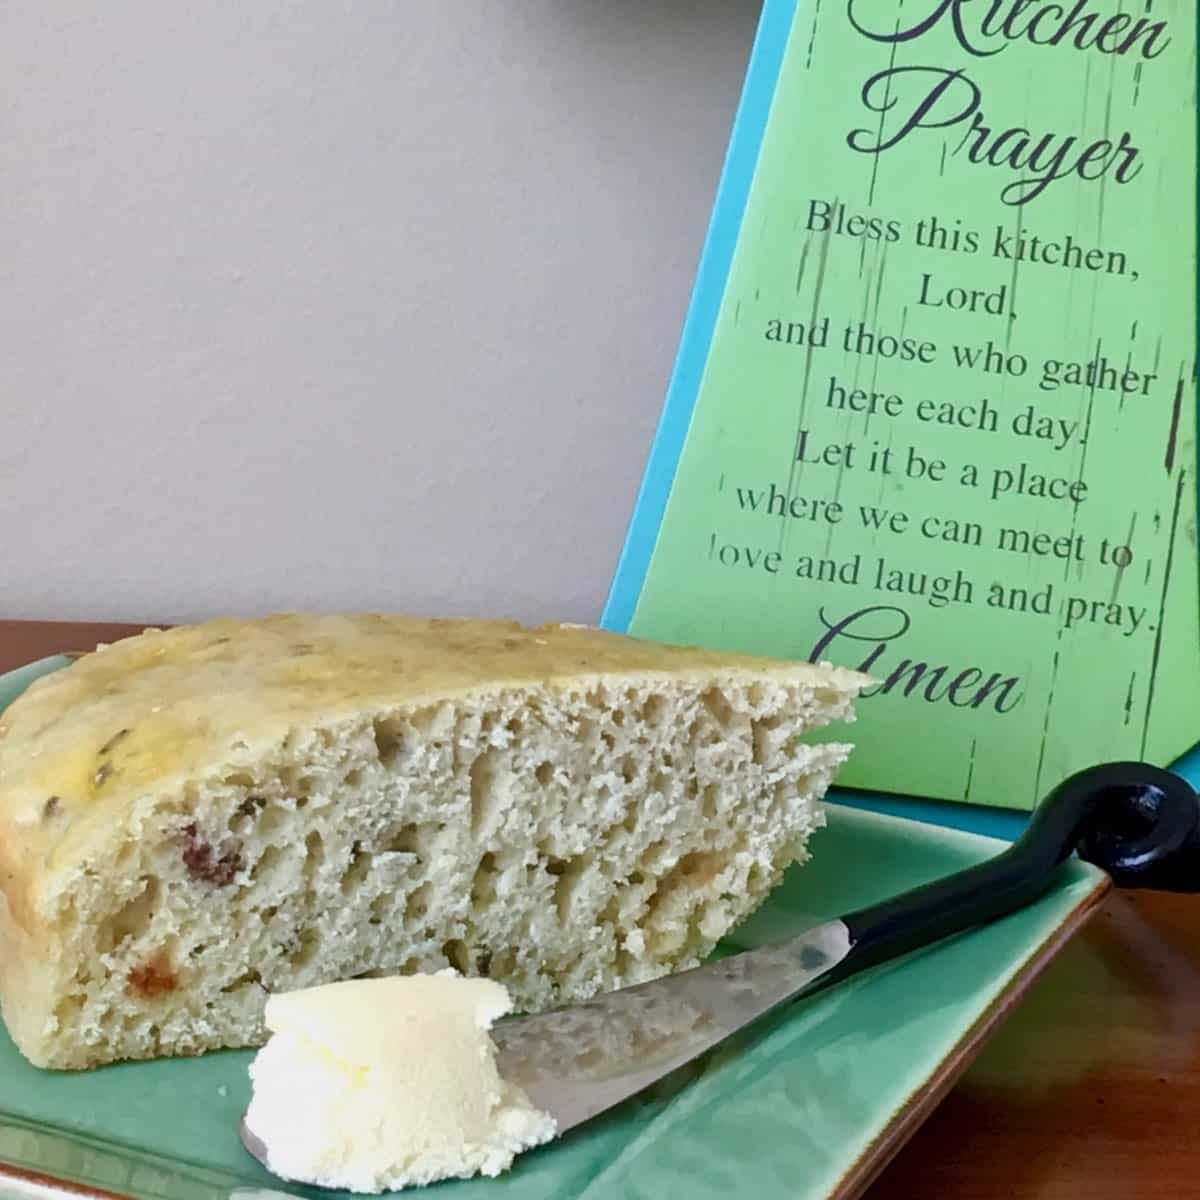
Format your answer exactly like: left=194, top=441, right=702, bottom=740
left=830, top=870, right=1113, bottom=1200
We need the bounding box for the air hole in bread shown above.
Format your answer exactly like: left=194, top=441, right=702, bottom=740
left=288, top=929, right=320, bottom=970
left=553, top=855, right=592, bottom=923
left=702, top=783, right=721, bottom=819
left=368, top=892, right=389, bottom=927
left=252, top=845, right=282, bottom=880
left=101, top=876, right=161, bottom=953
left=384, top=824, right=421, bottom=856
left=471, top=853, right=498, bottom=906
left=701, top=687, right=734, bottom=731
left=677, top=850, right=727, bottom=887
left=341, top=844, right=373, bottom=895
left=405, top=882, right=432, bottom=921
left=442, top=939, right=470, bottom=974
left=372, top=718, right=404, bottom=768
left=302, top=831, right=324, bottom=884
left=222, top=968, right=262, bottom=993
left=470, top=749, right=500, bottom=836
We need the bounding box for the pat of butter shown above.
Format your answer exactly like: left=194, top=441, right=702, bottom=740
left=244, top=972, right=556, bottom=1193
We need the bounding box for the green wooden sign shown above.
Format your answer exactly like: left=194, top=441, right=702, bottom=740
left=604, top=0, right=1199, bottom=809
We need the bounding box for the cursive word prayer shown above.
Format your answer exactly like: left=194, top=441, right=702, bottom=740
left=809, top=604, right=1023, bottom=712
left=848, top=66, right=1141, bottom=206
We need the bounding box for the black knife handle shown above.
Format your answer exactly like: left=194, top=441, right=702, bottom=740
left=833, top=762, right=1200, bottom=982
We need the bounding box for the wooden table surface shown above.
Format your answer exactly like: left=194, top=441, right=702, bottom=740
left=1, top=619, right=1197, bottom=1198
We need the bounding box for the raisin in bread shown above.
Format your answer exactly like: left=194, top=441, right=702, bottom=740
left=0, top=613, right=865, bottom=1069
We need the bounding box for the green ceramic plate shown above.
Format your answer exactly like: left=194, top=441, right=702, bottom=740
left=0, top=660, right=1109, bottom=1200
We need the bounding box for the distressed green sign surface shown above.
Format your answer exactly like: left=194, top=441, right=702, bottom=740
left=618, top=0, right=1199, bottom=808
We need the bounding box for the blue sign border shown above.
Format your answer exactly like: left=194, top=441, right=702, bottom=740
left=601, top=0, right=800, bottom=633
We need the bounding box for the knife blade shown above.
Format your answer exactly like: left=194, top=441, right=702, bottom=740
left=490, top=919, right=852, bottom=1132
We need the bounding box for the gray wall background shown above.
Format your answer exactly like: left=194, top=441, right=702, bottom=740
left=2, top=2, right=761, bottom=625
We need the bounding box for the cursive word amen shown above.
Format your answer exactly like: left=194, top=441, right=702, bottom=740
left=809, top=604, right=1023, bottom=712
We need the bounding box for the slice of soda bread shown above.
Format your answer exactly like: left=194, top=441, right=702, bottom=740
left=0, top=613, right=865, bottom=1069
